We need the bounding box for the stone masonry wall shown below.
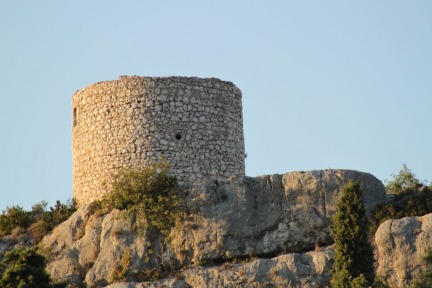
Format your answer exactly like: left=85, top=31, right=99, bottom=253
left=72, top=76, right=245, bottom=205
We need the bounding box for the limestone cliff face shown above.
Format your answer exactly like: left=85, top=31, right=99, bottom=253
left=42, top=170, right=385, bottom=287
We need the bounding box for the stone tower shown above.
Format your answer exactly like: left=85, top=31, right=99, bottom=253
left=72, top=76, right=245, bottom=205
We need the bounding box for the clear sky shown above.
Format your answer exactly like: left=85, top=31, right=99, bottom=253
left=1, top=1, right=431, bottom=212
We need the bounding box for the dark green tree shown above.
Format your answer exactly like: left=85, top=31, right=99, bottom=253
left=0, top=248, right=51, bottom=288
left=331, top=180, right=375, bottom=287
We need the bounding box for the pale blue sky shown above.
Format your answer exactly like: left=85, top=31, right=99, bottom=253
left=1, top=1, right=431, bottom=211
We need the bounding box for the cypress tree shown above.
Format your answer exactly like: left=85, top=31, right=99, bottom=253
left=331, top=180, right=375, bottom=287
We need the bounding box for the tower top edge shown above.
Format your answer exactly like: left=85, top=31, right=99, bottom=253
left=73, top=75, right=239, bottom=97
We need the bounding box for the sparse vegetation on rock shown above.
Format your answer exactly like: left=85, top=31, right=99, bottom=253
left=90, top=160, right=184, bottom=236
left=0, top=200, right=76, bottom=242
left=370, top=165, right=432, bottom=236
left=415, top=250, right=432, bottom=288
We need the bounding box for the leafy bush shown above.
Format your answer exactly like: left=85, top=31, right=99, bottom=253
left=0, top=206, right=31, bottom=238
left=27, top=200, right=77, bottom=242
left=0, top=248, right=52, bottom=288
left=92, top=160, right=183, bottom=236
left=370, top=165, right=432, bottom=236
left=44, top=200, right=77, bottom=231
left=331, top=180, right=375, bottom=287
left=0, top=200, right=76, bottom=241
left=370, top=187, right=432, bottom=235
left=95, top=163, right=182, bottom=283
left=385, top=164, right=425, bottom=195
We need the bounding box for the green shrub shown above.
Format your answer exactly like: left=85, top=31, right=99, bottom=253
left=0, top=200, right=76, bottom=241
left=27, top=200, right=76, bottom=242
left=331, top=180, right=375, bottom=287
left=0, top=247, right=52, bottom=288
left=370, top=165, right=432, bottom=236
left=44, top=200, right=77, bottom=230
left=385, top=164, right=425, bottom=195
left=93, top=160, right=183, bottom=236
left=0, top=206, right=31, bottom=238
left=370, top=187, right=432, bottom=235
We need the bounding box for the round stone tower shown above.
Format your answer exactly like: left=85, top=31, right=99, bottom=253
left=72, top=76, right=245, bottom=205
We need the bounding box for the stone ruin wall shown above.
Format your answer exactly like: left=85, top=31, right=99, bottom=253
left=72, top=76, right=245, bottom=205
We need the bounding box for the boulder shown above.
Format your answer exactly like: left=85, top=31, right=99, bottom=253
left=0, top=231, right=34, bottom=262
left=375, top=213, right=432, bottom=287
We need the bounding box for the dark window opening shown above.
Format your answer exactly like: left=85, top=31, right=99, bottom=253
left=73, top=108, right=77, bottom=127
left=175, top=133, right=182, bottom=140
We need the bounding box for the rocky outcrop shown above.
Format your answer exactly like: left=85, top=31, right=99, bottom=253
left=375, top=213, right=432, bottom=287
left=0, top=230, right=34, bottom=262
left=172, top=170, right=384, bottom=264
left=42, top=208, right=164, bottom=288
left=105, top=246, right=334, bottom=288
left=42, top=170, right=385, bottom=287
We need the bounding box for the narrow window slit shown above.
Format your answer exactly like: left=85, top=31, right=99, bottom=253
left=73, top=108, right=77, bottom=127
